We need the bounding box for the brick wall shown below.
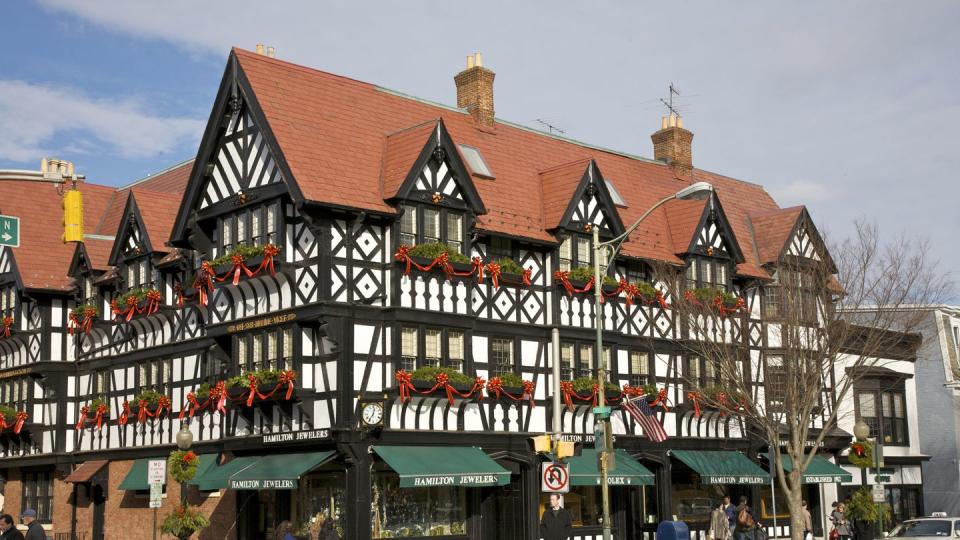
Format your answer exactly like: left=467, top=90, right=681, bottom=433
left=651, top=126, right=694, bottom=174
left=454, top=66, right=496, bottom=126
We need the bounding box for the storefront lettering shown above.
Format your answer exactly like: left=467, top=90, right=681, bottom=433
left=559, top=434, right=596, bottom=443
left=229, top=479, right=297, bottom=490
left=806, top=476, right=843, bottom=483
left=605, top=477, right=631, bottom=485
left=413, top=476, right=455, bottom=487
left=707, top=476, right=765, bottom=485
left=0, top=368, right=30, bottom=380
left=227, top=313, right=297, bottom=333
left=262, top=429, right=330, bottom=445
left=458, top=475, right=498, bottom=485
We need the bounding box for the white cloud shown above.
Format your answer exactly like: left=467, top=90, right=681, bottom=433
left=0, top=80, right=203, bottom=163
left=771, top=180, right=831, bottom=206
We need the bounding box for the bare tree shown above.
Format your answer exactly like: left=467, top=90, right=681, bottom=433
left=652, top=221, right=951, bottom=540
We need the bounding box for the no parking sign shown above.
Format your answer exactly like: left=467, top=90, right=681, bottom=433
left=541, top=462, right=570, bottom=493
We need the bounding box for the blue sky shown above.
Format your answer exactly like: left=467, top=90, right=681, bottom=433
left=1, top=1, right=958, bottom=290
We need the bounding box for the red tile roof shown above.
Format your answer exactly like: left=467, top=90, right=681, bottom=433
left=662, top=198, right=708, bottom=256
left=381, top=120, right=438, bottom=200
left=749, top=206, right=804, bottom=264
left=0, top=180, right=115, bottom=291
left=234, top=48, right=785, bottom=276
left=129, top=189, right=182, bottom=252
left=82, top=238, right=114, bottom=272
left=540, top=159, right=592, bottom=231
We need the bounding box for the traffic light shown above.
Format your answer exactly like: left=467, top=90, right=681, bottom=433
left=63, top=188, right=83, bottom=243
left=529, top=435, right=581, bottom=460
left=530, top=434, right=552, bottom=454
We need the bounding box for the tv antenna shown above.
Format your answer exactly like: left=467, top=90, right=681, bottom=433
left=659, top=83, right=682, bottom=117
left=535, top=118, right=566, bottom=135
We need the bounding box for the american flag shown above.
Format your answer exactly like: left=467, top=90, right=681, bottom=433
left=623, top=396, right=669, bottom=442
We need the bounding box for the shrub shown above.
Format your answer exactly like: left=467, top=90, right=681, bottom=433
left=168, top=450, right=200, bottom=483
left=114, top=288, right=160, bottom=307
left=409, top=366, right=475, bottom=386
left=571, top=376, right=619, bottom=393
left=407, top=243, right=470, bottom=264
left=566, top=266, right=617, bottom=286
left=634, top=282, right=659, bottom=298
left=88, top=396, right=109, bottom=413
left=0, top=405, right=17, bottom=422
left=209, top=244, right=275, bottom=268
left=495, top=372, right=525, bottom=387
left=195, top=383, right=212, bottom=399
left=845, top=487, right=892, bottom=527
left=134, top=389, right=164, bottom=406
left=226, top=369, right=287, bottom=388
left=71, top=304, right=98, bottom=319
left=689, top=287, right=739, bottom=306
left=495, top=258, right=526, bottom=275
left=160, top=503, right=209, bottom=537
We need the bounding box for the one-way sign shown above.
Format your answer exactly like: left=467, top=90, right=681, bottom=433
left=0, top=216, right=19, bottom=248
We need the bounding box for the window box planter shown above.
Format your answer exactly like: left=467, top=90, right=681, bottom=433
left=224, top=370, right=299, bottom=407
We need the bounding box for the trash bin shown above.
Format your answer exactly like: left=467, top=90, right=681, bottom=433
left=657, top=520, right=690, bottom=540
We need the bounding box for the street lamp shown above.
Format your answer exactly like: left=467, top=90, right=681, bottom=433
left=852, top=420, right=884, bottom=539
left=593, top=181, right=714, bottom=540
left=176, top=423, right=194, bottom=513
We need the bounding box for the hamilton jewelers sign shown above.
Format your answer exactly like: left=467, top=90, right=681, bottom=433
left=404, top=474, right=505, bottom=488
left=701, top=475, right=767, bottom=485
left=262, top=428, right=330, bottom=445
left=230, top=478, right=298, bottom=490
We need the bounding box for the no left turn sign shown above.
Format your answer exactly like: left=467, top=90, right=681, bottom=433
left=541, top=462, right=570, bottom=493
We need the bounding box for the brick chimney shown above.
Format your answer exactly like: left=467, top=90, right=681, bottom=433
left=651, top=114, right=693, bottom=174
left=454, top=52, right=495, bottom=127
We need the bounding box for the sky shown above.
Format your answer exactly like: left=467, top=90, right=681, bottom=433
left=1, top=1, right=957, bottom=292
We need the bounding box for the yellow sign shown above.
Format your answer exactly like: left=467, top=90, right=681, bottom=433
left=227, top=313, right=296, bottom=333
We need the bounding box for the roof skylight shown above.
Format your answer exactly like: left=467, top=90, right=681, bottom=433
left=458, top=144, right=494, bottom=178
left=605, top=179, right=627, bottom=206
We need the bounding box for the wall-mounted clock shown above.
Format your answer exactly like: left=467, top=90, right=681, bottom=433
left=360, top=400, right=384, bottom=428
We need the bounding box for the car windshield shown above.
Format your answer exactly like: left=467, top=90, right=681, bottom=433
left=890, top=521, right=953, bottom=537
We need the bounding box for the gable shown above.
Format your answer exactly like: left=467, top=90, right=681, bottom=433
left=390, top=119, right=486, bottom=214
left=558, top=161, right=625, bottom=236
left=108, top=195, right=151, bottom=266
left=687, top=194, right=745, bottom=263
left=784, top=210, right=834, bottom=271
left=0, top=247, right=20, bottom=286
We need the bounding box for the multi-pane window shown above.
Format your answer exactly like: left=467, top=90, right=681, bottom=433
left=400, top=327, right=418, bottom=372
left=490, top=338, right=514, bottom=377
left=82, top=276, right=97, bottom=305
left=577, top=344, right=593, bottom=379
left=766, top=269, right=820, bottom=323
left=558, top=235, right=592, bottom=271
left=686, top=357, right=702, bottom=388
left=138, top=359, right=172, bottom=393
left=686, top=257, right=730, bottom=290
left=489, top=237, right=512, bottom=260
left=235, top=328, right=297, bottom=372
left=219, top=201, right=281, bottom=254
left=202, top=352, right=227, bottom=383
left=124, top=258, right=156, bottom=290
left=398, top=204, right=465, bottom=254
left=560, top=344, right=574, bottom=380
left=94, top=370, right=109, bottom=396
left=763, top=287, right=780, bottom=318
left=628, top=351, right=649, bottom=387
left=424, top=329, right=442, bottom=368
left=856, top=381, right=908, bottom=446
left=21, top=471, right=53, bottom=523
left=2, top=378, right=30, bottom=410
left=765, top=355, right=786, bottom=411
left=0, top=285, right=16, bottom=316
left=447, top=331, right=465, bottom=372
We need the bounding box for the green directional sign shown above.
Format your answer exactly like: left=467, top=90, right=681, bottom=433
left=0, top=215, right=19, bottom=248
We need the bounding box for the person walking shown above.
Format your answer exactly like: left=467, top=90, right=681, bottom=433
left=723, top=495, right=737, bottom=539
left=19, top=510, right=43, bottom=540
left=710, top=502, right=733, bottom=540
left=540, top=493, right=573, bottom=540
left=734, top=496, right=761, bottom=540
left=0, top=515, right=24, bottom=540
left=273, top=520, right=296, bottom=540
left=831, top=503, right=852, bottom=540
left=315, top=514, right=340, bottom=540
left=802, top=500, right=814, bottom=540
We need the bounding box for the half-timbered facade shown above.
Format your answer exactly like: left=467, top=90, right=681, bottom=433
left=0, top=49, right=908, bottom=540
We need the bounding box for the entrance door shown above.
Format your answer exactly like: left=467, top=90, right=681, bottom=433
left=482, top=483, right=525, bottom=540
left=91, top=484, right=106, bottom=540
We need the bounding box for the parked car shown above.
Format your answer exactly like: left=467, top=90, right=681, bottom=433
left=888, top=515, right=960, bottom=539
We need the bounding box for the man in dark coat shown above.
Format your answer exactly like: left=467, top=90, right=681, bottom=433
left=0, top=514, right=25, bottom=540
left=540, top=493, right=573, bottom=540
left=19, top=510, right=43, bottom=540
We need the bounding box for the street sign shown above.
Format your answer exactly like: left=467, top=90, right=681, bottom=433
left=149, top=482, right=163, bottom=508
left=872, top=484, right=885, bottom=503
left=541, top=462, right=570, bottom=493
left=0, top=215, right=19, bottom=248
left=148, top=459, right=166, bottom=485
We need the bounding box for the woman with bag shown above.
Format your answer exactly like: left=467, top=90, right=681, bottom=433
left=831, top=503, right=852, bottom=540
left=710, top=502, right=733, bottom=540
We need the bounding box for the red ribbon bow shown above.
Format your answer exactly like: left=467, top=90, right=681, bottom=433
left=649, top=388, right=670, bottom=411
left=1, top=316, right=13, bottom=338
left=687, top=391, right=702, bottom=417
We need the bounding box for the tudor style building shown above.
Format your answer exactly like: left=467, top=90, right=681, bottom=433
left=0, top=48, right=919, bottom=540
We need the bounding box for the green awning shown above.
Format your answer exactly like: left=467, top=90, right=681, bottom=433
left=228, top=451, right=336, bottom=490
left=190, top=456, right=258, bottom=491
left=764, top=454, right=852, bottom=484
left=373, top=446, right=510, bottom=488
left=567, top=449, right=655, bottom=486
left=118, top=455, right=217, bottom=490
left=672, top=450, right=771, bottom=485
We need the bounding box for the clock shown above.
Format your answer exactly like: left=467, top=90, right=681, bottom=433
left=360, top=401, right=384, bottom=427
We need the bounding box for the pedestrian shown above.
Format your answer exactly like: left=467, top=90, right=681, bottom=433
left=831, top=503, right=852, bottom=540
left=540, top=493, right=573, bottom=540
left=802, top=500, right=813, bottom=540
left=734, top=496, right=761, bottom=540
left=19, top=510, right=42, bottom=540
left=315, top=514, right=340, bottom=540
left=710, top=502, right=733, bottom=540
left=723, top=495, right=737, bottom=538
left=0, top=514, right=24, bottom=540
left=274, top=520, right=296, bottom=540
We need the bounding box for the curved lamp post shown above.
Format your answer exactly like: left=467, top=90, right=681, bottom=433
left=176, top=423, right=194, bottom=501
left=593, top=181, right=713, bottom=540
left=852, top=420, right=883, bottom=540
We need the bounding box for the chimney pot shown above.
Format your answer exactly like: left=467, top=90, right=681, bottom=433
left=267, top=46, right=275, bottom=58
left=454, top=52, right=495, bottom=127
left=256, top=43, right=264, bottom=55
left=651, top=116, right=694, bottom=174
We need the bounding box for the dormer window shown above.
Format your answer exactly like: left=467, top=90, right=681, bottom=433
left=0, top=285, right=16, bottom=317
left=124, top=257, right=157, bottom=291
left=398, top=204, right=464, bottom=253
left=684, top=257, right=729, bottom=291
left=558, top=234, right=592, bottom=272
left=218, top=201, right=281, bottom=254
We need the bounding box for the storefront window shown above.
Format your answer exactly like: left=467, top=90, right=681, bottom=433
left=539, top=487, right=602, bottom=528
left=670, top=469, right=726, bottom=524
left=759, top=485, right=791, bottom=520
left=371, top=473, right=466, bottom=538
left=295, top=473, right=345, bottom=537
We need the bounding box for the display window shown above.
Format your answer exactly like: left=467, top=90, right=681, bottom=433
left=538, top=487, right=601, bottom=528
left=670, top=469, right=726, bottom=524
left=370, top=473, right=467, bottom=538
left=759, top=485, right=790, bottom=520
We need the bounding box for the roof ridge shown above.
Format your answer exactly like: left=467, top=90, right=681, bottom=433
left=234, top=47, right=378, bottom=90
left=384, top=118, right=440, bottom=139
left=119, top=158, right=193, bottom=190
left=537, top=157, right=593, bottom=175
